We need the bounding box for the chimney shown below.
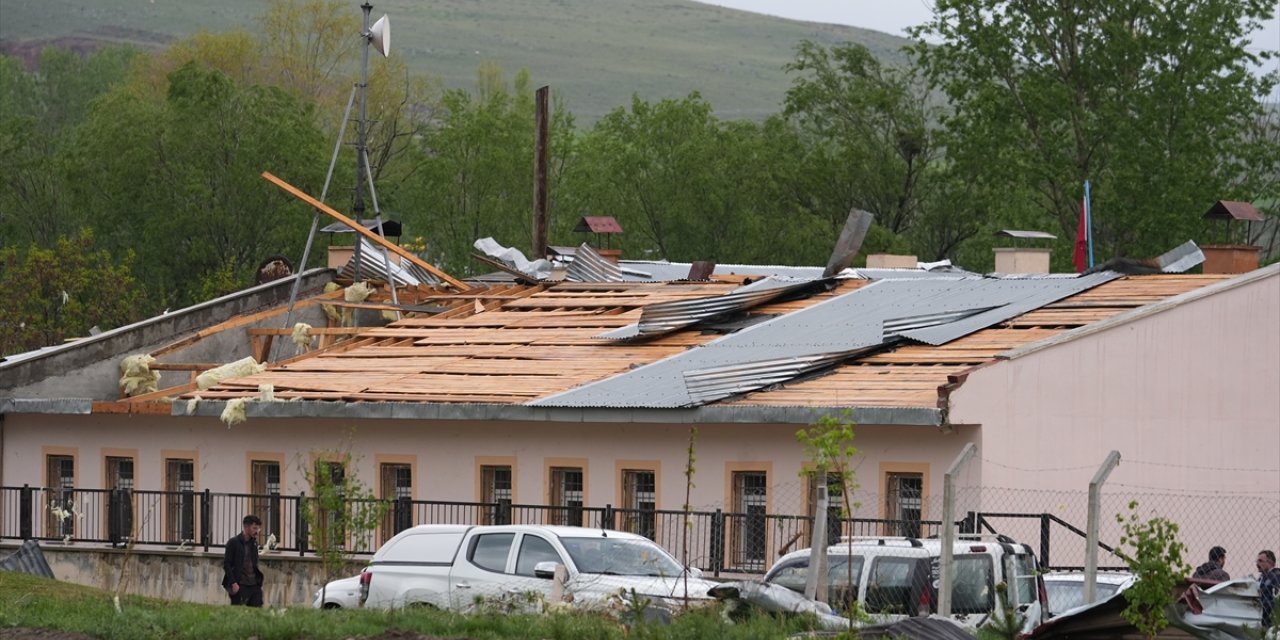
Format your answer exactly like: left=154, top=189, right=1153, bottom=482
left=865, top=253, right=918, bottom=269
left=1200, top=200, right=1262, bottom=274
left=574, top=215, right=623, bottom=264
left=992, top=229, right=1056, bottom=274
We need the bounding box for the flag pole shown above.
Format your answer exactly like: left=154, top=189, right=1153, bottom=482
left=1085, top=180, right=1094, bottom=268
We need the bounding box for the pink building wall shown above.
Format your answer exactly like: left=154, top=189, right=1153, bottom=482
left=947, top=270, right=1280, bottom=576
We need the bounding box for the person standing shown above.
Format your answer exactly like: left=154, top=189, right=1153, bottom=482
left=1192, top=546, right=1230, bottom=582
left=223, top=514, right=264, bottom=607
left=1259, top=550, right=1280, bottom=629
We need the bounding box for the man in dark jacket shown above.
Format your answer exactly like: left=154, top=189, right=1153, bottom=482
left=1259, top=550, right=1280, bottom=629
left=1191, top=546, right=1230, bottom=582
left=223, top=514, right=264, bottom=606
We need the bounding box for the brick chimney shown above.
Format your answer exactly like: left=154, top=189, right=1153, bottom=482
left=992, top=230, right=1055, bottom=274
left=865, top=254, right=918, bottom=269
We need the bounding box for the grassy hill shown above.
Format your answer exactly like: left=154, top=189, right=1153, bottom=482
left=0, top=0, right=913, bottom=121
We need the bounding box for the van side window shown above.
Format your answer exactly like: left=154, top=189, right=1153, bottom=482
left=469, top=533, right=515, bottom=572
left=515, top=535, right=561, bottom=576
left=827, top=555, right=865, bottom=614
left=865, top=557, right=921, bottom=615
left=952, top=554, right=995, bottom=613
left=383, top=532, right=465, bottom=563
left=1004, top=553, right=1038, bottom=606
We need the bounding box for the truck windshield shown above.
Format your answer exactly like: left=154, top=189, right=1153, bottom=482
left=560, top=537, right=685, bottom=577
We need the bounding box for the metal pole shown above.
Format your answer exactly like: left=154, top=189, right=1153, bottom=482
left=272, top=85, right=358, bottom=363
left=804, top=484, right=829, bottom=602
left=351, top=2, right=374, bottom=281
left=1084, top=450, right=1121, bottom=605
left=361, top=147, right=400, bottom=318
left=939, top=442, right=977, bottom=617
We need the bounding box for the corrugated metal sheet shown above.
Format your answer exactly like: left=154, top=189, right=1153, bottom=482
left=1156, top=240, right=1204, bottom=273
left=597, top=277, right=819, bottom=340
left=0, top=539, right=55, bottom=578
left=338, top=238, right=440, bottom=286
left=898, top=272, right=1119, bottom=345
left=530, top=273, right=1119, bottom=409
left=565, top=243, right=623, bottom=282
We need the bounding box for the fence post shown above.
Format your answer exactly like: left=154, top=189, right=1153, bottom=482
left=20, top=484, right=33, bottom=540
left=394, top=496, right=411, bottom=534
left=200, top=489, right=212, bottom=552
left=710, top=508, right=724, bottom=577
left=1084, top=450, right=1121, bottom=605
left=496, top=498, right=511, bottom=526
left=602, top=504, right=614, bottom=530
left=296, top=492, right=308, bottom=557
left=805, top=485, right=829, bottom=602
left=1040, top=513, right=1051, bottom=570
left=108, top=489, right=122, bottom=547
left=939, top=442, right=977, bottom=618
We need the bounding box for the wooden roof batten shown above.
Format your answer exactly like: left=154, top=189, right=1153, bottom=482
left=165, top=273, right=1234, bottom=416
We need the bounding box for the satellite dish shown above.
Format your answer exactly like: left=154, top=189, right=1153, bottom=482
left=370, top=14, right=390, bottom=57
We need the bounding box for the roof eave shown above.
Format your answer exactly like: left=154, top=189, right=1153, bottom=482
left=161, top=399, right=942, bottom=426
left=999, top=263, right=1279, bottom=361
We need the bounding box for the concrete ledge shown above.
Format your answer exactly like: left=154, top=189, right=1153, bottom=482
left=0, top=542, right=363, bottom=607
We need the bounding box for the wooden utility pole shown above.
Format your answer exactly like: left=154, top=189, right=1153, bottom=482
left=532, top=85, right=550, bottom=261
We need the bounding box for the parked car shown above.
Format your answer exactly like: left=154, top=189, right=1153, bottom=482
left=358, top=524, right=718, bottom=611
left=313, top=574, right=363, bottom=609
left=1041, top=571, right=1136, bottom=617
left=762, top=535, right=1045, bottom=633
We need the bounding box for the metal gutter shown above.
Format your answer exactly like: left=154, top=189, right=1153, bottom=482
left=161, top=399, right=943, bottom=426
left=1000, top=263, right=1279, bottom=361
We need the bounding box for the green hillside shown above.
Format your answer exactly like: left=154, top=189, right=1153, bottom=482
left=0, top=0, right=912, bottom=121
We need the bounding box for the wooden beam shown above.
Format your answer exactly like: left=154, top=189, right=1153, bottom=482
left=262, top=171, right=471, bottom=291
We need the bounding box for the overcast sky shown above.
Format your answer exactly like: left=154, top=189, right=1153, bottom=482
left=696, top=0, right=1280, bottom=97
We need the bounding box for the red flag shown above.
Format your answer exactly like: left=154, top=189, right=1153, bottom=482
left=1073, top=196, right=1088, bottom=272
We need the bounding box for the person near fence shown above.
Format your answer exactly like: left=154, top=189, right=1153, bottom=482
left=222, top=514, right=265, bottom=607
left=1258, top=550, right=1280, bottom=629
left=1192, top=546, right=1230, bottom=582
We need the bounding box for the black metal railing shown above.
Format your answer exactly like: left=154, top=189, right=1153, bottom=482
left=0, top=485, right=1086, bottom=574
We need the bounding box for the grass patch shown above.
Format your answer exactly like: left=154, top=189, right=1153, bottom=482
left=0, top=572, right=819, bottom=640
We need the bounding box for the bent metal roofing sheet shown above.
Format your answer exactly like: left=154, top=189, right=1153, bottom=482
left=530, top=272, right=1119, bottom=409
left=169, top=274, right=1230, bottom=415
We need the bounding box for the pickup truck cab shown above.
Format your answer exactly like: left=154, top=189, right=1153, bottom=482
left=360, top=524, right=717, bottom=611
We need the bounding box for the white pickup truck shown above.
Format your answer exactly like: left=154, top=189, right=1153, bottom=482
left=358, top=524, right=718, bottom=611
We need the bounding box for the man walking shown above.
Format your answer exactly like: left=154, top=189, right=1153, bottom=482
left=1259, top=550, right=1280, bottom=629
left=223, top=514, right=264, bottom=607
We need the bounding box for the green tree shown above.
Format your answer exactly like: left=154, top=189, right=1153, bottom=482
left=0, top=231, right=144, bottom=356
left=300, top=444, right=388, bottom=589
left=67, top=61, right=327, bottom=309
left=395, top=65, right=575, bottom=274
left=796, top=412, right=860, bottom=621
left=782, top=42, right=944, bottom=247
left=0, top=48, right=136, bottom=247
left=565, top=93, right=828, bottom=265
left=911, top=0, right=1280, bottom=264
left=1113, top=501, right=1192, bottom=638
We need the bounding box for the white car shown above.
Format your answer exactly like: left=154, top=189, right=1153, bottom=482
left=360, top=524, right=718, bottom=611
left=1041, top=571, right=1136, bottom=617
left=313, top=574, right=363, bottom=609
